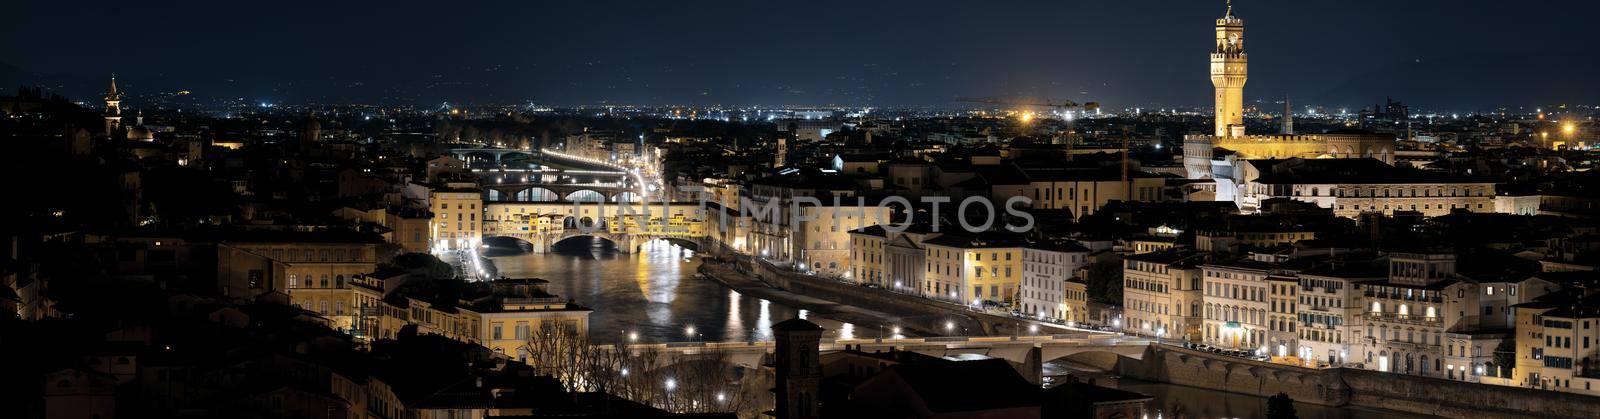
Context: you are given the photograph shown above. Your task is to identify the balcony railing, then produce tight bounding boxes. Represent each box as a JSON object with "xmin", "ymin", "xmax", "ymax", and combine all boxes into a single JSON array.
[{"xmin": 1361, "ymin": 312, "xmax": 1441, "ymax": 326}]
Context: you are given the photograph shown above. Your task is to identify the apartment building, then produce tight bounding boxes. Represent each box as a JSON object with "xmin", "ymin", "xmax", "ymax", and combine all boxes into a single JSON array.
[
  {"xmin": 1020, "ymin": 241, "xmax": 1090, "ymax": 322},
  {"xmin": 923, "ymin": 234, "xmax": 1024, "ymax": 305},
  {"xmin": 1122, "ymin": 250, "xmax": 1205, "ymax": 341}
]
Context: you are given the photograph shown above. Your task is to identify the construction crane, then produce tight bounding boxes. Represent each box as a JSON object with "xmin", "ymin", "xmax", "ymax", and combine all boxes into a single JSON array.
[{"xmin": 955, "ymin": 96, "xmax": 1135, "ymax": 203}]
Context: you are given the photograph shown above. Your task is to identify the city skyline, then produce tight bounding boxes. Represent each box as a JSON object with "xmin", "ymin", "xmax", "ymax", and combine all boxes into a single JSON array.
[
  {"xmin": 6, "ymin": 2, "xmax": 1600, "ymax": 419},
  {"xmin": 4, "ymin": 0, "xmax": 1600, "ymax": 109}
]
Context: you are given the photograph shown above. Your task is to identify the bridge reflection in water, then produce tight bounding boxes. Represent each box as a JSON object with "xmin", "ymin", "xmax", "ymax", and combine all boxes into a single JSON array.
[
  {"xmin": 597, "ymin": 334, "xmax": 1146, "ymax": 372},
  {"xmin": 487, "ymin": 237, "xmax": 897, "ymax": 343}
]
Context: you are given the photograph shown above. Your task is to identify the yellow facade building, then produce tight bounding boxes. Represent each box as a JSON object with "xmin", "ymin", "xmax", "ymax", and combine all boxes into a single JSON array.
[
  {"xmin": 923, "ymin": 235, "xmax": 1024, "ymax": 306},
  {"xmin": 431, "ymin": 182, "xmax": 484, "ymax": 250},
  {"xmin": 350, "ymin": 276, "xmax": 592, "ymax": 359},
  {"xmin": 849, "ymin": 228, "xmax": 889, "ymax": 287},
  {"xmin": 222, "ymin": 231, "xmax": 383, "ymax": 333}
]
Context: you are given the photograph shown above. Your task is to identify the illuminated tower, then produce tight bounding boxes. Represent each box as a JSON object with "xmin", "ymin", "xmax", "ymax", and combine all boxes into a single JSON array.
[
  {"xmin": 1211, "ymin": 1, "xmax": 1247, "ymax": 138},
  {"xmin": 775, "ymin": 135, "xmax": 789, "ymax": 167},
  {"xmin": 104, "ymin": 77, "xmax": 123, "ymax": 137}
]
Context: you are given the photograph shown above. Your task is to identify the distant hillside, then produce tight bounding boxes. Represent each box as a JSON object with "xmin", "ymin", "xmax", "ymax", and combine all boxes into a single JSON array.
[
  {"xmin": 1309, "ymin": 50, "xmax": 1600, "ymax": 111},
  {"xmin": 0, "ymin": 62, "xmax": 100, "ymax": 101}
]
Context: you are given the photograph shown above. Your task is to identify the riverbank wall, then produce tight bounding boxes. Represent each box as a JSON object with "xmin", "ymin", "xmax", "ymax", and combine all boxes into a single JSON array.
[{"xmin": 1122, "ymin": 344, "xmax": 1600, "ymax": 419}]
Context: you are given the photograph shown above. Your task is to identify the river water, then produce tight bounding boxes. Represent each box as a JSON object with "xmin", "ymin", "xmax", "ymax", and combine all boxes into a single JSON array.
[
  {"xmin": 489, "ymin": 238, "xmax": 1434, "ymax": 418},
  {"xmin": 486, "ymin": 237, "xmax": 891, "ymax": 344}
]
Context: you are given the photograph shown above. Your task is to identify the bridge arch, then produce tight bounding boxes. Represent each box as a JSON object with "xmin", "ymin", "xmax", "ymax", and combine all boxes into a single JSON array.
[
  {"xmin": 458, "ymin": 150, "xmax": 499, "ymax": 163},
  {"xmin": 1048, "ymin": 350, "xmax": 1133, "ymax": 372},
  {"xmin": 498, "ymin": 151, "xmax": 532, "ymax": 161},
  {"xmin": 564, "ymin": 189, "xmax": 606, "ymax": 202},
  {"xmin": 553, "ymin": 234, "xmax": 619, "ymax": 251},
  {"xmin": 483, "ymin": 235, "xmax": 538, "ymax": 252},
  {"xmin": 562, "ymin": 216, "xmax": 607, "ymax": 230},
  {"xmin": 635, "ymin": 237, "xmax": 700, "ymax": 254},
  {"xmin": 520, "ymin": 187, "xmax": 560, "ymax": 201}
]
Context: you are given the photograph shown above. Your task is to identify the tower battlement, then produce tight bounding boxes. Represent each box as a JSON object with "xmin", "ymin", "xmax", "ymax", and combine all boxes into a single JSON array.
[{"xmin": 1210, "ymin": 2, "xmax": 1247, "ymax": 138}]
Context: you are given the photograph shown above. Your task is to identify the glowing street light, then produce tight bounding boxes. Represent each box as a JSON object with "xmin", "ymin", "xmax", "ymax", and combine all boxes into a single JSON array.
[{"xmin": 664, "ymin": 378, "xmax": 677, "ymax": 391}]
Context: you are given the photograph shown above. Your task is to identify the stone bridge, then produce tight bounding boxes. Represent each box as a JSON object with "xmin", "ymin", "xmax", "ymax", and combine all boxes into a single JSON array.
[
  {"xmin": 450, "ymin": 147, "xmax": 537, "ymax": 165},
  {"xmin": 482, "ymin": 182, "xmax": 639, "ymax": 202},
  {"xmin": 483, "ymin": 201, "xmax": 711, "ymax": 253},
  {"xmin": 486, "ymin": 228, "xmax": 703, "ymax": 254},
  {"xmin": 599, "ymin": 333, "xmax": 1150, "ymax": 385}
]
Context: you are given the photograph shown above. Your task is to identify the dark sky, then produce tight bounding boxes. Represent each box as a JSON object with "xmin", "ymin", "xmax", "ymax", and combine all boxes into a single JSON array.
[{"xmin": 5, "ymin": 0, "xmax": 1598, "ymax": 110}]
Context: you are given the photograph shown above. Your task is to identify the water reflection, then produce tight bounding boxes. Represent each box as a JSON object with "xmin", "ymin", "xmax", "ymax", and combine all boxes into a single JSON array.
[{"xmin": 487, "ymin": 237, "xmax": 878, "ymax": 343}]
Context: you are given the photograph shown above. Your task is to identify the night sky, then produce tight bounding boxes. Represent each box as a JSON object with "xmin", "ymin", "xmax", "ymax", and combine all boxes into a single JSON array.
[{"xmin": 4, "ymin": 0, "xmax": 1598, "ymax": 110}]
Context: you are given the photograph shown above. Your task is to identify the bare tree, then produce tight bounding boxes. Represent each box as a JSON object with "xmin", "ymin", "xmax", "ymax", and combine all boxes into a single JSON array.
[{"xmin": 521, "ymin": 329, "xmax": 770, "ymax": 418}]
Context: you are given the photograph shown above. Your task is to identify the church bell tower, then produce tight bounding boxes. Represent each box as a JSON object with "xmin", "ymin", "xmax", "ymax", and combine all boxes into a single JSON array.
[
  {"xmin": 1211, "ymin": 1, "xmax": 1247, "ymax": 138},
  {"xmin": 104, "ymin": 76, "xmax": 124, "ymax": 137}
]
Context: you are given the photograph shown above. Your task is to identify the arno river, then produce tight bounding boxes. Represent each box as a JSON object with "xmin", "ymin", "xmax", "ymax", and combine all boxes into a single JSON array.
[
  {"xmin": 486, "ymin": 237, "xmax": 1434, "ymax": 418},
  {"xmin": 485, "ymin": 237, "xmax": 891, "ymax": 344}
]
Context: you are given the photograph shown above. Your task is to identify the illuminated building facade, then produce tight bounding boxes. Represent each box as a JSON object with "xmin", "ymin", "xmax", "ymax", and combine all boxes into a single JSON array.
[
  {"xmin": 1183, "ymin": 3, "xmax": 1397, "ymax": 187},
  {"xmin": 430, "ymin": 183, "xmax": 484, "ymax": 250}
]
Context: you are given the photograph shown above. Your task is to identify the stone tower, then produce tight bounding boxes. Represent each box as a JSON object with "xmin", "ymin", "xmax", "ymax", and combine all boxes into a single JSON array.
[
  {"xmin": 1282, "ymin": 97, "xmax": 1295, "ymax": 135},
  {"xmin": 1211, "ymin": 0, "xmax": 1247, "ymax": 138},
  {"xmin": 771, "ymin": 318, "xmax": 822, "ymax": 419},
  {"xmin": 301, "ymin": 112, "xmax": 322, "ymax": 151},
  {"xmin": 775, "ymin": 136, "xmax": 788, "ymax": 167},
  {"xmin": 104, "ymin": 77, "xmax": 123, "ymax": 137}
]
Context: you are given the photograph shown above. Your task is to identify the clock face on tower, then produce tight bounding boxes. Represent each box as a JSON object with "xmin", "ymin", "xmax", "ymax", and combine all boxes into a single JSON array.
[{"xmin": 1227, "ymin": 33, "xmax": 1240, "ymax": 47}]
